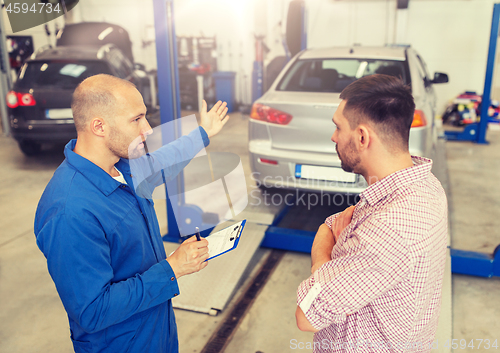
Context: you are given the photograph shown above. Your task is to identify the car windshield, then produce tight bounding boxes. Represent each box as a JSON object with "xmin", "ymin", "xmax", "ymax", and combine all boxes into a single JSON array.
[
  {"xmin": 277, "ymin": 58, "xmax": 408, "ymax": 93},
  {"xmin": 16, "ymin": 60, "xmax": 112, "ymax": 89}
]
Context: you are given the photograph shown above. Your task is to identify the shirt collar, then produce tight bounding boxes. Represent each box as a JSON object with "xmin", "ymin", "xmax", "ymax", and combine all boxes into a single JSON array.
[
  {"xmin": 64, "ymin": 139, "xmax": 131, "ymax": 196},
  {"xmin": 359, "ymin": 156, "xmax": 433, "ymax": 206}
]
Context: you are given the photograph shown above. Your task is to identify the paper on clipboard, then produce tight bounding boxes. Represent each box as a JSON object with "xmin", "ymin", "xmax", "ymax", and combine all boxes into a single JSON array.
[{"xmin": 206, "ymin": 220, "xmax": 246, "ymax": 260}]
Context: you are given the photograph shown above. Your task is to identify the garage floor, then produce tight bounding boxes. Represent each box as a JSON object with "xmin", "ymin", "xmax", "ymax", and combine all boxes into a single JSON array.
[{"xmin": 0, "ymin": 113, "xmax": 499, "ymax": 353}]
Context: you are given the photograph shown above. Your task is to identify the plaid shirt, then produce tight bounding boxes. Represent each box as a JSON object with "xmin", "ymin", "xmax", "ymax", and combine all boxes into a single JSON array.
[{"xmin": 297, "ymin": 156, "xmax": 448, "ymax": 353}]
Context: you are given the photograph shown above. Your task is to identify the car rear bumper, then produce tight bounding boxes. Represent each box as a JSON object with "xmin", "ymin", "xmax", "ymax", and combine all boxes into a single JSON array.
[
  {"xmin": 249, "ymin": 140, "xmax": 368, "ymax": 194},
  {"xmin": 11, "ymin": 119, "xmax": 77, "ymax": 143}
]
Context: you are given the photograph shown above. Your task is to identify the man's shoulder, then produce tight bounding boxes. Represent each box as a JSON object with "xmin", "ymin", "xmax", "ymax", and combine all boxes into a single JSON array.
[
  {"xmin": 381, "ymin": 170, "xmax": 446, "ymax": 210},
  {"xmin": 35, "ymin": 161, "xmax": 102, "ymax": 230},
  {"xmin": 359, "ymin": 173, "xmax": 447, "ymax": 245}
]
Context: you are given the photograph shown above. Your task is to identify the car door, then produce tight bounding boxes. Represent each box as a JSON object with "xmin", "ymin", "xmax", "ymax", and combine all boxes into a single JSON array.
[
  {"xmin": 409, "ymin": 49, "xmax": 437, "ymax": 155},
  {"xmin": 416, "ymin": 52, "xmax": 437, "ymax": 113}
]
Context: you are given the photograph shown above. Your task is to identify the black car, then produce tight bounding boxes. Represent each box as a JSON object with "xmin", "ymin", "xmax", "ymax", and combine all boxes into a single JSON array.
[
  {"xmin": 6, "ymin": 45, "xmax": 152, "ymax": 155},
  {"xmin": 56, "ymin": 22, "xmax": 135, "ymax": 64}
]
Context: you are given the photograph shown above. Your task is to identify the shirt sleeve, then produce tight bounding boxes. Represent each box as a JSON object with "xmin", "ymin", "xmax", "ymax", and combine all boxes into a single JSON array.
[
  {"xmin": 297, "ymin": 216, "xmax": 410, "ymax": 331},
  {"xmin": 131, "ymin": 126, "xmax": 209, "ymax": 197},
  {"xmin": 324, "ymin": 212, "xmax": 340, "ymax": 229},
  {"xmin": 36, "ymin": 211, "xmax": 180, "ymax": 334}
]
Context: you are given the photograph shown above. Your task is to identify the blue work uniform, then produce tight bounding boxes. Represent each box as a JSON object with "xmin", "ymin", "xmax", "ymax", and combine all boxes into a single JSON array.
[{"xmin": 34, "ymin": 127, "xmax": 209, "ymax": 353}]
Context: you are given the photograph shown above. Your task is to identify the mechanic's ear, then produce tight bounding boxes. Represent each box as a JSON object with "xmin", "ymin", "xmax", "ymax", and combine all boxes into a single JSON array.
[{"xmin": 90, "ymin": 117, "xmax": 106, "ymax": 137}]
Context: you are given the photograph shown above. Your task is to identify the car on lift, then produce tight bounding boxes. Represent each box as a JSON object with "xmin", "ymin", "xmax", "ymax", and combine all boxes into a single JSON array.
[
  {"xmin": 6, "ymin": 44, "xmax": 151, "ymax": 155},
  {"xmin": 56, "ymin": 22, "xmax": 136, "ymax": 63},
  {"xmin": 248, "ymin": 45, "xmax": 448, "ymax": 194}
]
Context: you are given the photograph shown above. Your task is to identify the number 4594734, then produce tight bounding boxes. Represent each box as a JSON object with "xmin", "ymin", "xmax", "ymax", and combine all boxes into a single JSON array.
[
  {"xmin": 5, "ymin": 2, "xmax": 61, "ymax": 14},
  {"xmin": 444, "ymin": 339, "xmax": 498, "ymax": 350}
]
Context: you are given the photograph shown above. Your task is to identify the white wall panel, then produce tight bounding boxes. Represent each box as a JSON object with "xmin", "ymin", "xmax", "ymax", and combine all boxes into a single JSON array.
[
  {"xmin": 305, "ymin": 0, "xmax": 497, "ymax": 113},
  {"xmin": 400, "ymin": 0, "xmax": 495, "ymax": 112},
  {"xmin": 3, "ymin": 0, "xmax": 499, "ymax": 110}
]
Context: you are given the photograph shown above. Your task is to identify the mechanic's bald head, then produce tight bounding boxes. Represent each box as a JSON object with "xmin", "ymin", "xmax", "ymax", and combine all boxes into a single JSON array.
[{"xmin": 72, "ymin": 74, "xmax": 136, "ymax": 132}]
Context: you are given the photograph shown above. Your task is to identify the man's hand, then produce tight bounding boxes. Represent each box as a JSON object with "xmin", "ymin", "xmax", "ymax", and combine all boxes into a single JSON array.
[
  {"xmin": 166, "ymin": 236, "xmax": 209, "ymax": 278},
  {"xmin": 311, "ymin": 224, "xmax": 335, "ymax": 274},
  {"xmin": 200, "ymin": 100, "xmax": 230, "ymax": 138},
  {"xmin": 310, "ymin": 206, "xmax": 355, "ymax": 274},
  {"xmin": 332, "ymin": 205, "xmax": 355, "ymax": 242}
]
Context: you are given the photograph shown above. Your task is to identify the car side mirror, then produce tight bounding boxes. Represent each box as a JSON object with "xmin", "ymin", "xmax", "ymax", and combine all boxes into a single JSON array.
[
  {"xmin": 134, "ymin": 63, "xmax": 146, "ymax": 71},
  {"xmin": 431, "ymin": 72, "xmax": 448, "ymax": 84}
]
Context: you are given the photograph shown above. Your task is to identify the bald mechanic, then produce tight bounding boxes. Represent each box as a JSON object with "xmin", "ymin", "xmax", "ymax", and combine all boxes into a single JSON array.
[
  {"xmin": 35, "ymin": 74, "xmax": 229, "ymax": 352},
  {"xmin": 295, "ymin": 75, "xmax": 448, "ymax": 352}
]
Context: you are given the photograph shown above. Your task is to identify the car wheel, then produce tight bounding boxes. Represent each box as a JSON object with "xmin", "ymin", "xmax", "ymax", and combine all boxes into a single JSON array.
[
  {"xmin": 449, "ymin": 112, "xmax": 464, "ymax": 126},
  {"xmin": 18, "ymin": 141, "xmax": 42, "ymax": 156},
  {"xmin": 258, "ymin": 183, "xmax": 271, "ymax": 191}
]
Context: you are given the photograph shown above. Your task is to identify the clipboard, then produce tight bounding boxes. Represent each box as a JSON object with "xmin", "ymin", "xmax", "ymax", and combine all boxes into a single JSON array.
[{"xmin": 206, "ymin": 220, "xmax": 247, "ymax": 260}]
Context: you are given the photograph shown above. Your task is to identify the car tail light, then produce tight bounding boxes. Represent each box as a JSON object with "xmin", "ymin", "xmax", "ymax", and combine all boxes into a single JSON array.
[
  {"xmin": 6, "ymin": 91, "xmax": 18, "ymax": 108},
  {"xmin": 411, "ymin": 110, "xmax": 426, "ymax": 127},
  {"xmin": 19, "ymin": 93, "xmax": 36, "ymax": 106},
  {"xmin": 250, "ymin": 103, "xmax": 293, "ymax": 125},
  {"xmin": 259, "ymin": 158, "xmax": 278, "ymax": 165},
  {"xmin": 6, "ymin": 91, "xmax": 36, "ymax": 108}
]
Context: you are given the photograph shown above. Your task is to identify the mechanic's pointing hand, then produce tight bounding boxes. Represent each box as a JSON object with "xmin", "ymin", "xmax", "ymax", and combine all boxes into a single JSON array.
[
  {"xmin": 200, "ymin": 100, "xmax": 230, "ymax": 138},
  {"xmin": 167, "ymin": 236, "xmax": 209, "ymax": 279}
]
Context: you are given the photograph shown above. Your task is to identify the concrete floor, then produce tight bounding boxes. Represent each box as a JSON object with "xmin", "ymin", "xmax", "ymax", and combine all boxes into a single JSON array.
[{"xmin": 0, "ymin": 113, "xmax": 499, "ymax": 352}]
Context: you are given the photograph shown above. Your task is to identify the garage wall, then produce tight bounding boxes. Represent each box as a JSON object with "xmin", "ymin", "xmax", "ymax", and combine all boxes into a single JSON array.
[
  {"xmin": 71, "ymin": 0, "xmax": 258, "ymax": 105},
  {"xmin": 404, "ymin": 0, "xmax": 497, "ymax": 113},
  {"xmin": 304, "ymin": 0, "xmax": 497, "ymax": 114},
  {"xmin": 3, "ymin": 0, "xmax": 499, "ymax": 111}
]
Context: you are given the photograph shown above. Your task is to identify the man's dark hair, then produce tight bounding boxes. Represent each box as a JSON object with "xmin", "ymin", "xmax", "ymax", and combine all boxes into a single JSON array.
[{"xmin": 339, "ymin": 74, "xmax": 415, "ymax": 150}]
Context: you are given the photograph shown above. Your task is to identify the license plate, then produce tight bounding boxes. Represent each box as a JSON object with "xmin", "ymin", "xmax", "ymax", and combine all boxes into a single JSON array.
[
  {"xmin": 45, "ymin": 109, "xmax": 73, "ymax": 119},
  {"xmin": 295, "ymin": 164, "xmax": 357, "ymax": 183}
]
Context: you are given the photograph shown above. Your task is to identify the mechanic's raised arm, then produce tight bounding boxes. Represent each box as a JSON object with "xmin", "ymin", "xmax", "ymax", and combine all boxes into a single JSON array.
[{"xmin": 131, "ymin": 100, "xmax": 230, "ymax": 196}]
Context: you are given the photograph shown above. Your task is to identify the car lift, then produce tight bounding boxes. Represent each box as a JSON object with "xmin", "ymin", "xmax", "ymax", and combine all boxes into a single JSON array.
[
  {"xmin": 0, "ymin": 11, "xmax": 13, "ymax": 136},
  {"xmin": 443, "ymin": 3, "xmax": 500, "ymax": 278},
  {"xmin": 445, "ymin": 4, "xmax": 498, "ymax": 145}
]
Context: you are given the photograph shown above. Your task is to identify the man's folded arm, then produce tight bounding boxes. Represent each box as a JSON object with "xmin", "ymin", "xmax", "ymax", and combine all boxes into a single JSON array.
[
  {"xmin": 295, "ymin": 306, "xmax": 319, "ymax": 332},
  {"xmin": 296, "ymin": 218, "xmax": 410, "ymax": 331},
  {"xmin": 36, "ymin": 213, "xmax": 178, "ymax": 334}
]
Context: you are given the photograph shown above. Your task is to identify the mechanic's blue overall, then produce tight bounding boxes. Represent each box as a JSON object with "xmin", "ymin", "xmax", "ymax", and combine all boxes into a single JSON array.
[{"xmin": 35, "ymin": 127, "xmax": 208, "ymax": 353}]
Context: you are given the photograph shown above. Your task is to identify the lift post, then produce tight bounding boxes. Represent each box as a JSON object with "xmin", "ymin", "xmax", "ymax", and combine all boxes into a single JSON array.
[
  {"xmin": 444, "ymin": 2, "xmax": 500, "ymax": 144},
  {"xmin": 152, "ymin": 0, "xmax": 183, "ymax": 241},
  {"xmin": 0, "ymin": 12, "xmax": 12, "ymax": 136},
  {"xmin": 445, "ymin": 3, "xmax": 500, "ymax": 278}
]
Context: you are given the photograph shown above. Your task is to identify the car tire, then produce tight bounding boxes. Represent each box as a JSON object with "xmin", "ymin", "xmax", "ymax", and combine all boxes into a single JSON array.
[
  {"xmin": 443, "ymin": 111, "xmax": 462, "ymax": 126},
  {"xmin": 18, "ymin": 141, "xmax": 42, "ymax": 156}
]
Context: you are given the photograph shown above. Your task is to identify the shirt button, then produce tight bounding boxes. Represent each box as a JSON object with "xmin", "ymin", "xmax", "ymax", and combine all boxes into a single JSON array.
[
  {"xmin": 170, "ymin": 276, "xmax": 175, "ymax": 281},
  {"xmin": 174, "ymin": 293, "xmax": 178, "ymax": 297},
  {"xmin": 121, "ymin": 185, "xmax": 126, "ymax": 188}
]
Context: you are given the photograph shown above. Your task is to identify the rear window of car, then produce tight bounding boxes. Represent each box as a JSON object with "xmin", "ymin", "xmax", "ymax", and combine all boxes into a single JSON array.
[
  {"xmin": 277, "ymin": 58, "xmax": 408, "ymax": 93},
  {"xmin": 16, "ymin": 60, "xmax": 112, "ymax": 89}
]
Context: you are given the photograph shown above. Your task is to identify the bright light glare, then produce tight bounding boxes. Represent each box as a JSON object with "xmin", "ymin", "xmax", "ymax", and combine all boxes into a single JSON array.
[
  {"xmin": 98, "ymin": 27, "xmax": 114, "ymax": 41},
  {"xmin": 355, "ymin": 62, "xmax": 368, "ymax": 78},
  {"xmin": 59, "ymin": 64, "xmax": 87, "ymax": 78},
  {"xmin": 177, "ymin": 0, "xmax": 254, "ymax": 19},
  {"xmin": 221, "ymin": 0, "xmax": 253, "ymax": 17}
]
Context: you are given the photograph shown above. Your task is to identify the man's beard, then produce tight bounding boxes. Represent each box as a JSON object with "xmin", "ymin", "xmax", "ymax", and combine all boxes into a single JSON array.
[
  {"xmin": 107, "ymin": 129, "xmax": 144, "ymax": 160},
  {"xmin": 336, "ymin": 138, "xmax": 361, "ymax": 173}
]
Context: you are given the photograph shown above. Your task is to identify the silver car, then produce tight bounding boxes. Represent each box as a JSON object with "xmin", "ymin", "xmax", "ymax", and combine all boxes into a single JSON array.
[{"xmin": 248, "ymin": 45, "xmax": 448, "ymax": 194}]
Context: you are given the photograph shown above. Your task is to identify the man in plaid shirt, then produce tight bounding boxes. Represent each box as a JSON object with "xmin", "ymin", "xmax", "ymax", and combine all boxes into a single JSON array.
[{"xmin": 295, "ymin": 74, "xmax": 448, "ymax": 352}]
